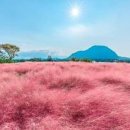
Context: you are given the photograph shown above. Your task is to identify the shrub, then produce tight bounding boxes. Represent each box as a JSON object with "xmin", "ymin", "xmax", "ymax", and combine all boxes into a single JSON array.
[
  {"xmin": 0, "ymin": 58, "xmax": 13, "ymax": 63},
  {"xmin": 29, "ymin": 58, "xmax": 43, "ymax": 62},
  {"xmin": 71, "ymin": 57, "xmax": 92, "ymax": 62}
]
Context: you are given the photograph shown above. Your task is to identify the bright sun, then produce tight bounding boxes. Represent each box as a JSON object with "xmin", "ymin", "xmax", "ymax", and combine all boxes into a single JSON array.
[{"xmin": 71, "ymin": 7, "xmax": 80, "ymax": 17}]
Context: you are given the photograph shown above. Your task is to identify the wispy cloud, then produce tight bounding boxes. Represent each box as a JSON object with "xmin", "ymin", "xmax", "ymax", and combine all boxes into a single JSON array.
[{"xmin": 56, "ymin": 24, "xmax": 91, "ymax": 38}]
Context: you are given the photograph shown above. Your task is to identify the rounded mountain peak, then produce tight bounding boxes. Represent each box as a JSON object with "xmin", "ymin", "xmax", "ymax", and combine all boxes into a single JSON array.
[{"xmin": 69, "ymin": 45, "xmax": 118, "ymax": 60}]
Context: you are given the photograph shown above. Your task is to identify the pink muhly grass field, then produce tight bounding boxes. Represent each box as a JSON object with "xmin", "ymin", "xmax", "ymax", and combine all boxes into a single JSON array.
[{"xmin": 0, "ymin": 62, "xmax": 130, "ymax": 130}]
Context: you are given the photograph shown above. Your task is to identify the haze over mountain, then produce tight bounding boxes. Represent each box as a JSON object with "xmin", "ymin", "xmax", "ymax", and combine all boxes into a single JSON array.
[
  {"xmin": 17, "ymin": 50, "xmax": 64, "ymax": 59},
  {"xmin": 16, "ymin": 45, "xmax": 130, "ymax": 62},
  {"xmin": 17, "ymin": 50, "xmax": 48, "ymax": 59}
]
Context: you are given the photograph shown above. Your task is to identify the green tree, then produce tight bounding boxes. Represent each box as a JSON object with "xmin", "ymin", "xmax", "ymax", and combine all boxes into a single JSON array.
[
  {"xmin": 0, "ymin": 50, "xmax": 3, "ymax": 58},
  {"xmin": 0, "ymin": 43, "xmax": 20, "ymax": 60},
  {"xmin": 71, "ymin": 58, "xmax": 79, "ymax": 61},
  {"xmin": 0, "ymin": 46, "xmax": 6, "ymax": 59},
  {"xmin": 47, "ymin": 55, "xmax": 52, "ymax": 61}
]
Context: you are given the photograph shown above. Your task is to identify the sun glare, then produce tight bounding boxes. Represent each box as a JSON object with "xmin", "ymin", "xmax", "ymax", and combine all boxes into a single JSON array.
[{"xmin": 71, "ymin": 7, "xmax": 80, "ymax": 17}]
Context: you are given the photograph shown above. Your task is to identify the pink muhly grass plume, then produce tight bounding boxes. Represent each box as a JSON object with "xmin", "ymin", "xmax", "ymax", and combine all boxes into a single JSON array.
[{"xmin": 0, "ymin": 62, "xmax": 130, "ymax": 129}]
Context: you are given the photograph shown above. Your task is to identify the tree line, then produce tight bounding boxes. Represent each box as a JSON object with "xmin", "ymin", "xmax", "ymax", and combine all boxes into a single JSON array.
[{"xmin": 0, "ymin": 43, "xmax": 92, "ymax": 63}]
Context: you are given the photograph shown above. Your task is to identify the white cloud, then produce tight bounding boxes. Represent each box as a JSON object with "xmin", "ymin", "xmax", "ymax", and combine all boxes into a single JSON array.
[{"xmin": 56, "ymin": 24, "xmax": 91, "ymax": 38}]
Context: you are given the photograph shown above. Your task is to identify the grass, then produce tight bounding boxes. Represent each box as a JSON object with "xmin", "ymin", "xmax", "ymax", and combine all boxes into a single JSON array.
[{"xmin": 0, "ymin": 62, "xmax": 130, "ymax": 129}]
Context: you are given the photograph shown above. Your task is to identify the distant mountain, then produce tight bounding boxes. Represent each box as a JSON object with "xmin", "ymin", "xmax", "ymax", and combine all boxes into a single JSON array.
[
  {"xmin": 16, "ymin": 45, "xmax": 130, "ymax": 62},
  {"xmin": 118, "ymin": 56, "xmax": 130, "ymax": 62},
  {"xmin": 16, "ymin": 50, "xmax": 64, "ymax": 59},
  {"xmin": 68, "ymin": 45, "xmax": 119, "ymax": 61},
  {"xmin": 16, "ymin": 50, "xmax": 49, "ymax": 59}
]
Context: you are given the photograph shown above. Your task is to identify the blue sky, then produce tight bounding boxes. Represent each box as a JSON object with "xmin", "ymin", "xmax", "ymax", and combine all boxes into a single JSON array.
[{"xmin": 0, "ymin": 0, "xmax": 130, "ymax": 57}]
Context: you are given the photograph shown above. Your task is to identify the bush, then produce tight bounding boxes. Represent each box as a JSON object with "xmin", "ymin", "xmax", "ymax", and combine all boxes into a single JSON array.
[
  {"xmin": 71, "ymin": 58, "xmax": 80, "ymax": 62},
  {"xmin": 29, "ymin": 58, "xmax": 43, "ymax": 62},
  {"xmin": 70, "ymin": 58, "xmax": 92, "ymax": 62},
  {"xmin": 80, "ymin": 58, "xmax": 92, "ymax": 62},
  {"xmin": 0, "ymin": 58, "xmax": 13, "ymax": 63}
]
